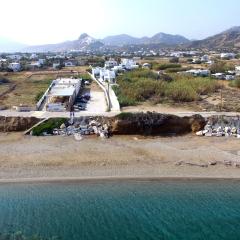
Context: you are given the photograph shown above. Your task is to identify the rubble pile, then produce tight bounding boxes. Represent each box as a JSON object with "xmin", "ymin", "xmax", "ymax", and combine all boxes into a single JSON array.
[
  {"xmin": 196, "ymin": 116, "xmax": 240, "ymax": 138},
  {"xmin": 51, "ymin": 117, "xmax": 111, "ymax": 140}
]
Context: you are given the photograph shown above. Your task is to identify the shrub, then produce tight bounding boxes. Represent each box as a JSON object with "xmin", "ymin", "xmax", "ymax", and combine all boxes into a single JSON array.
[
  {"xmin": 165, "ymin": 67, "xmax": 190, "ymax": 73},
  {"xmin": 209, "ymin": 61, "xmax": 235, "ymax": 74},
  {"xmin": 116, "ymin": 112, "xmax": 134, "ymax": 120},
  {"xmin": 169, "ymin": 57, "xmax": 179, "ymax": 63},
  {"xmin": 32, "ymin": 118, "xmax": 67, "ymax": 136},
  {"xmin": 229, "ymin": 78, "xmax": 240, "ymax": 88},
  {"xmin": 35, "ymin": 91, "xmax": 44, "ymax": 103},
  {"xmin": 165, "ymin": 81, "xmax": 198, "ymax": 102},
  {"xmin": 153, "ymin": 63, "xmax": 182, "ymax": 71},
  {"xmin": 114, "ymin": 69, "xmax": 219, "ymax": 107}
]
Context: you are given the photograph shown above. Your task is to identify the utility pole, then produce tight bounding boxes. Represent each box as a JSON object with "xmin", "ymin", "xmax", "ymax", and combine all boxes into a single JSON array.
[{"xmin": 220, "ymin": 86, "xmax": 223, "ymax": 112}]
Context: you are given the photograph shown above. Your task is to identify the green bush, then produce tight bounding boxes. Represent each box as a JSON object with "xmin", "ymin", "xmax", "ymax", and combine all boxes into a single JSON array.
[
  {"xmin": 35, "ymin": 91, "xmax": 44, "ymax": 103},
  {"xmin": 209, "ymin": 61, "xmax": 235, "ymax": 74},
  {"xmin": 32, "ymin": 118, "xmax": 67, "ymax": 136},
  {"xmin": 165, "ymin": 81, "xmax": 198, "ymax": 102},
  {"xmin": 153, "ymin": 63, "xmax": 182, "ymax": 71},
  {"xmin": 229, "ymin": 78, "xmax": 240, "ymax": 88},
  {"xmin": 165, "ymin": 67, "xmax": 190, "ymax": 73},
  {"xmin": 113, "ymin": 70, "xmax": 219, "ymax": 107},
  {"xmin": 116, "ymin": 112, "xmax": 134, "ymax": 120}
]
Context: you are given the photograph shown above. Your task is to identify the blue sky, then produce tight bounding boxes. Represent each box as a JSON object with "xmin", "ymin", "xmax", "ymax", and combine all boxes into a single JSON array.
[{"xmin": 0, "ymin": 0, "xmax": 240, "ymax": 45}]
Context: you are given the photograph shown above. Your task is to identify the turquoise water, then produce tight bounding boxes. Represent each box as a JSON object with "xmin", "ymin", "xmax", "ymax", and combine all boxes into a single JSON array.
[{"xmin": 0, "ymin": 180, "xmax": 240, "ymax": 240}]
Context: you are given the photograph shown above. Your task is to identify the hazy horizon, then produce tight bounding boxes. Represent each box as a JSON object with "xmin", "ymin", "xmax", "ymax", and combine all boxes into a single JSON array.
[{"xmin": 1, "ymin": 0, "xmax": 240, "ymax": 45}]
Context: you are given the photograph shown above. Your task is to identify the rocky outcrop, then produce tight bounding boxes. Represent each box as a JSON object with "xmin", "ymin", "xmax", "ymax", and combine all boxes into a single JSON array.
[
  {"xmin": 110, "ymin": 113, "xmax": 206, "ymax": 135},
  {"xmin": 0, "ymin": 116, "xmax": 40, "ymax": 132}
]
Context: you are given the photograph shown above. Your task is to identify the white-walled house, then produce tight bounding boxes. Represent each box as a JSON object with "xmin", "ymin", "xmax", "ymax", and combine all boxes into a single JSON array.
[
  {"xmin": 7, "ymin": 55, "xmax": 22, "ymax": 61},
  {"xmin": 112, "ymin": 65, "xmax": 123, "ymax": 72},
  {"xmin": 99, "ymin": 69, "xmax": 116, "ymax": 84},
  {"xmin": 121, "ymin": 59, "xmax": 139, "ymax": 70},
  {"xmin": 29, "ymin": 62, "xmax": 41, "ymax": 69},
  {"xmin": 38, "ymin": 59, "xmax": 46, "ymax": 65},
  {"xmin": 220, "ymin": 53, "xmax": 236, "ymax": 59},
  {"xmin": 30, "ymin": 53, "xmax": 38, "ymax": 60},
  {"xmin": 8, "ymin": 62, "xmax": 21, "ymax": 72},
  {"xmin": 201, "ymin": 55, "xmax": 210, "ymax": 62},
  {"xmin": 235, "ymin": 66, "xmax": 240, "ymax": 76},
  {"xmin": 53, "ymin": 63, "xmax": 60, "ymax": 69},
  {"xmin": 92, "ymin": 67, "xmax": 101, "ymax": 76},
  {"xmin": 104, "ymin": 60, "xmax": 118, "ymax": 69},
  {"xmin": 185, "ymin": 69, "xmax": 210, "ymax": 77},
  {"xmin": 64, "ymin": 60, "xmax": 77, "ymax": 67},
  {"xmin": 212, "ymin": 73, "xmax": 226, "ymax": 80}
]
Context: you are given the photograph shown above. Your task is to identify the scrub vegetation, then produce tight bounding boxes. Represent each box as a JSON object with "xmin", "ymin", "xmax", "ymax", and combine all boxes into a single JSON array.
[{"xmin": 113, "ymin": 69, "xmax": 220, "ymax": 107}]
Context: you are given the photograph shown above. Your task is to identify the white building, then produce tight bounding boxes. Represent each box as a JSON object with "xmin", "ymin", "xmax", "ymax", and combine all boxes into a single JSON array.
[
  {"xmin": 99, "ymin": 69, "xmax": 116, "ymax": 84},
  {"xmin": 8, "ymin": 62, "xmax": 21, "ymax": 72},
  {"xmin": 235, "ymin": 66, "xmax": 240, "ymax": 76},
  {"xmin": 30, "ymin": 53, "xmax": 38, "ymax": 59},
  {"xmin": 44, "ymin": 78, "xmax": 82, "ymax": 112},
  {"xmin": 38, "ymin": 59, "xmax": 46, "ymax": 65},
  {"xmin": 112, "ymin": 65, "xmax": 123, "ymax": 72},
  {"xmin": 7, "ymin": 55, "xmax": 22, "ymax": 61},
  {"xmin": 30, "ymin": 62, "xmax": 41, "ymax": 68},
  {"xmin": 64, "ymin": 61, "xmax": 77, "ymax": 67},
  {"xmin": 225, "ymin": 75, "xmax": 235, "ymax": 81},
  {"xmin": 220, "ymin": 53, "xmax": 236, "ymax": 60},
  {"xmin": 104, "ymin": 59, "xmax": 118, "ymax": 69},
  {"xmin": 121, "ymin": 59, "xmax": 139, "ymax": 70},
  {"xmin": 53, "ymin": 63, "xmax": 60, "ymax": 69},
  {"xmin": 212, "ymin": 73, "xmax": 226, "ymax": 80},
  {"xmin": 201, "ymin": 55, "xmax": 210, "ymax": 62},
  {"xmin": 185, "ymin": 69, "xmax": 210, "ymax": 77},
  {"xmin": 92, "ymin": 67, "xmax": 101, "ymax": 76}
]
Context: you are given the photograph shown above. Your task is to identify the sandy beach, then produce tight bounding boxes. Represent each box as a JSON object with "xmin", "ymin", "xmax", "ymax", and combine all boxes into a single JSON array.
[{"xmin": 0, "ymin": 133, "xmax": 239, "ymax": 182}]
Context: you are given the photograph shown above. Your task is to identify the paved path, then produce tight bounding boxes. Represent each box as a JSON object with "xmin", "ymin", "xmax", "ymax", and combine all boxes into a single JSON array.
[
  {"xmin": 0, "ymin": 110, "xmax": 120, "ymax": 119},
  {"xmin": 0, "ymin": 110, "xmax": 239, "ymax": 119},
  {"xmin": 85, "ymin": 91, "xmax": 107, "ymax": 113}
]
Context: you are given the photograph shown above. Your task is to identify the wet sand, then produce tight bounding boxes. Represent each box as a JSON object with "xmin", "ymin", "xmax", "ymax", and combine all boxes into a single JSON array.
[{"xmin": 0, "ymin": 133, "xmax": 240, "ymax": 182}]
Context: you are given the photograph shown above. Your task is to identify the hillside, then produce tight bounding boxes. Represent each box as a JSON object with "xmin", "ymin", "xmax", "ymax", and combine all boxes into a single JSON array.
[
  {"xmin": 23, "ymin": 33, "xmax": 104, "ymax": 52},
  {"xmin": 189, "ymin": 26, "xmax": 240, "ymax": 49},
  {"xmin": 102, "ymin": 32, "xmax": 190, "ymax": 46},
  {"xmin": 23, "ymin": 32, "xmax": 190, "ymax": 52}
]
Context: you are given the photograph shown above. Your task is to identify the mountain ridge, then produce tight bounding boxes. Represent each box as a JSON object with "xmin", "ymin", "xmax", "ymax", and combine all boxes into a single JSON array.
[
  {"xmin": 2, "ymin": 26, "xmax": 240, "ymax": 53},
  {"xmin": 189, "ymin": 26, "xmax": 240, "ymax": 48}
]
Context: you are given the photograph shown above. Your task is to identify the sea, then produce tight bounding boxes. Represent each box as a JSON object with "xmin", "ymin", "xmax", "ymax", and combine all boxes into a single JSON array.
[{"xmin": 0, "ymin": 179, "xmax": 240, "ymax": 240}]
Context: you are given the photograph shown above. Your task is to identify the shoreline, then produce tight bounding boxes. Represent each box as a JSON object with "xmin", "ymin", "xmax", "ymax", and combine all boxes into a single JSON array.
[
  {"xmin": 1, "ymin": 175, "xmax": 240, "ymax": 184},
  {"xmin": 0, "ymin": 133, "xmax": 239, "ymax": 183}
]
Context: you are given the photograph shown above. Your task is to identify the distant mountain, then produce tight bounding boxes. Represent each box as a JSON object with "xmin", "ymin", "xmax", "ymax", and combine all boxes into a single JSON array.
[
  {"xmin": 147, "ymin": 33, "xmax": 190, "ymax": 45},
  {"xmin": 101, "ymin": 33, "xmax": 190, "ymax": 46},
  {"xmin": 189, "ymin": 26, "xmax": 240, "ymax": 48},
  {"xmin": 0, "ymin": 37, "xmax": 27, "ymax": 53},
  {"xmin": 23, "ymin": 32, "xmax": 190, "ymax": 52},
  {"xmin": 24, "ymin": 33, "xmax": 104, "ymax": 52},
  {"xmin": 102, "ymin": 34, "xmax": 140, "ymax": 46}
]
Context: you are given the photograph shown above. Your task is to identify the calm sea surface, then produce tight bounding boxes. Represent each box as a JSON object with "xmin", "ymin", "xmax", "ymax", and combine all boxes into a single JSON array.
[{"xmin": 0, "ymin": 180, "xmax": 240, "ymax": 240}]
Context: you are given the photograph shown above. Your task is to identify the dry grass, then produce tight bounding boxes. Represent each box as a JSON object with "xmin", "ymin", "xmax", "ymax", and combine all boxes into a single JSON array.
[{"xmin": 0, "ymin": 72, "xmax": 54, "ymax": 107}]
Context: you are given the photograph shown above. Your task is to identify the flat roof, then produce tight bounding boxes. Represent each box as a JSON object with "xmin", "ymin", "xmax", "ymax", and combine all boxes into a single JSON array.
[
  {"xmin": 56, "ymin": 78, "xmax": 81, "ymax": 85},
  {"xmin": 50, "ymin": 86, "xmax": 75, "ymax": 97}
]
